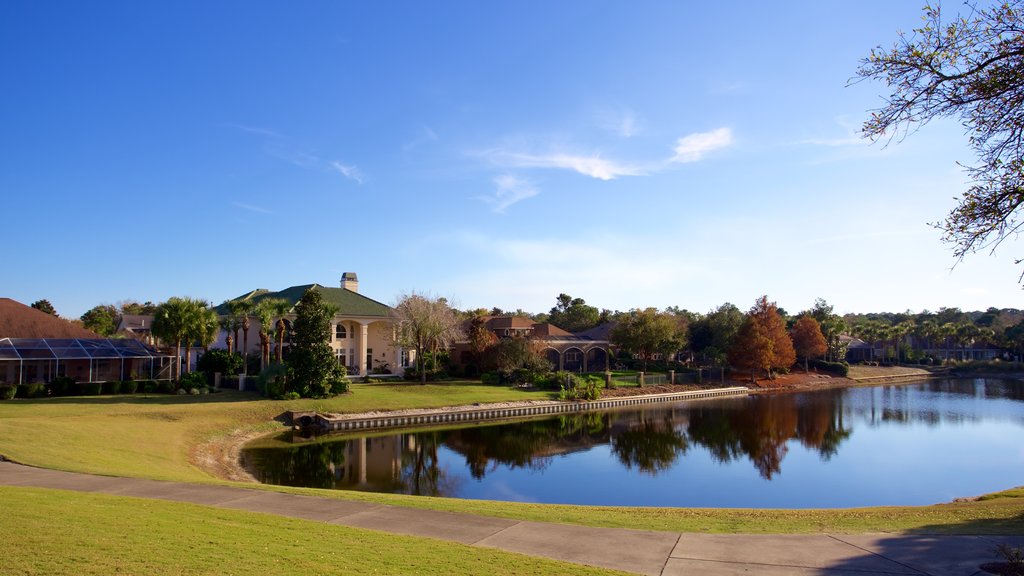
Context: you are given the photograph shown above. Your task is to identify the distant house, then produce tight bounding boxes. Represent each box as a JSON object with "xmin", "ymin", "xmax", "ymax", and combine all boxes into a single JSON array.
[
  {"xmin": 116, "ymin": 314, "xmax": 157, "ymax": 346},
  {"xmin": 0, "ymin": 298, "xmax": 173, "ymax": 384},
  {"xmin": 216, "ymin": 273, "xmax": 410, "ymax": 376},
  {"xmin": 450, "ymin": 316, "xmax": 611, "ymax": 373}
]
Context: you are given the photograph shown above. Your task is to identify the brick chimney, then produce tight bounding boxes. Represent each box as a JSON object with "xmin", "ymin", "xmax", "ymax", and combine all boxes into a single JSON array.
[{"xmin": 340, "ymin": 272, "xmax": 359, "ymax": 292}]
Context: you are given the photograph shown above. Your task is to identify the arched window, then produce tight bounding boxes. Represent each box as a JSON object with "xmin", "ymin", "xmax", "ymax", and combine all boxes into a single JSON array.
[{"xmin": 335, "ymin": 323, "xmax": 347, "ymax": 340}]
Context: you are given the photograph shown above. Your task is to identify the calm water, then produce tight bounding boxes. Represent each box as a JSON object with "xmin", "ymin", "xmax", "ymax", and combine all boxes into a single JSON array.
[{"xmin": 243, "ymin": 378, "xmax": 1024, "ymax": 508}]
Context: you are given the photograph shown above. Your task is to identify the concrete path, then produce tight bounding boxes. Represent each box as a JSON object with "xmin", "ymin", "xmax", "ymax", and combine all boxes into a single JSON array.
[{"xmin": 1, "ymin": 461, "xmax": 1019, "ymax": 575}]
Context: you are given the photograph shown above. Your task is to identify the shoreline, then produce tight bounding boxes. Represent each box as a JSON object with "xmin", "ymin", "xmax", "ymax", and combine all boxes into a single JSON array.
[{"xmin": 195, "ymin": 370, "xmax": 992, "ymax": 483}]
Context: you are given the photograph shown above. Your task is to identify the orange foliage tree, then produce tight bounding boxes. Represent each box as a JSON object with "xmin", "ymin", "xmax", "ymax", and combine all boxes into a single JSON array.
[
  {"xmin": 791, "ymin": 314, "xmax": 828, "ymax": 373},
  {"xmin": 730, "ymin": 296, "xmax": 796, "ymax": 382}
]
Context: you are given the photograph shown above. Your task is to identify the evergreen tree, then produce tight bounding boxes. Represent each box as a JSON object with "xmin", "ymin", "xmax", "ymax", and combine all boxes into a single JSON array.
[{"xmin": 289, "ymin": 289, "xmax": 345, "ymax": 398}]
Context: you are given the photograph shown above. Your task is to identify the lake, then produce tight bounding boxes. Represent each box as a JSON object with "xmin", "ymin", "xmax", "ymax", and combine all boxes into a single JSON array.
[{"xmin": 242, "ymin": 378, "xmax": 1024, "ymax": 508}]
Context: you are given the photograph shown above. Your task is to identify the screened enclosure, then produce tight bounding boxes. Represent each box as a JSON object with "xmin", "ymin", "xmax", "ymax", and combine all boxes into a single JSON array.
[{"xmin": 0, "ymin": 338, "xmax": 174, "ymax": 384}]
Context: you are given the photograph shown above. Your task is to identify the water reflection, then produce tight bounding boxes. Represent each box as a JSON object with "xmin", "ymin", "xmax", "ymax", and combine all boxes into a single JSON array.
[{"xmin": 242, "ymin": 378, "xmax": 1024, "ymax": 505}]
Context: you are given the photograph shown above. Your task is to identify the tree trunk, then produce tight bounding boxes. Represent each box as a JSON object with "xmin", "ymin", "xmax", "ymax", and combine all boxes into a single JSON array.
[{"xmin": 241, "ymin": 320, "xmax": 250, "ymax": 375}]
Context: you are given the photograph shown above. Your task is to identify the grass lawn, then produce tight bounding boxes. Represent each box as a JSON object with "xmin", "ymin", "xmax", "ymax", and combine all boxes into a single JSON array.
[
  {"xmin": 2, "ymin": 486, "xmax": 624, "ymax": 576},
  {"xmin": 1, "ymin": 378, "xmax": 1023, "ymax": 537}
]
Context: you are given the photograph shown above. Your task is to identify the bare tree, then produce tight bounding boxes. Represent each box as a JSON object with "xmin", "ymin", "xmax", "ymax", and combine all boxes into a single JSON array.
[{"xmin": 391, "ymin": 292, "xmax": 465, "ymax": 384}]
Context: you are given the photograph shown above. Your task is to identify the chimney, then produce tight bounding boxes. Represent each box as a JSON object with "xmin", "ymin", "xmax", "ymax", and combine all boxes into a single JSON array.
[{"xmin": 340, "ymin": 272, "xmax": 359, "ymax": 292}]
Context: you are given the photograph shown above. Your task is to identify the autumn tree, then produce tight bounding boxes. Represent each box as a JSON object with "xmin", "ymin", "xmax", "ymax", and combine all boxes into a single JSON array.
[
  {"xmin": 730, "ymin": 296, "xmax": 796, "ymax": 382},
  {"xmin": 392, "ymin": 292, "xmax": 464, "ymax": 384},
  {"xmin": 467, "ymin": 315, "xmax": 499, "ymax": 372},
  {"xmin": 857, "ymin": 1, "xmax": 1024, "ymax": 278},
  {"xmin": 30, "ymin": 299, "xmax": 57, "ymax": 316},
  {"xmin": 791, "ymin": 314, "xmax": 828, "ymax": 373},
  {"xmin": 610, "ymin": 308, "xmax": 687, "ymax": 371}
]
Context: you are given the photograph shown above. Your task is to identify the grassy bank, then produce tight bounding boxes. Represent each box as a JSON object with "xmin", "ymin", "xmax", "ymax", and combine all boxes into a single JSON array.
[
  {"xmin": 1, "ymin": 379, "xmax": 1023, "ymax": 537},
  {"xmin": 1, "ymin": 486, "xmax": 623, "ymax": 576}
]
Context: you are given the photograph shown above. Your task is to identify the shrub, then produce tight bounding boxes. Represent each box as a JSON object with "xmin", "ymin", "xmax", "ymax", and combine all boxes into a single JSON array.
[
  {"xmin": 178, "ymin": 371, "xmax": 208, "ymax": 390},
  {"xmin": 480, "ymin": 372, "xmax": 500, "ymax": 386},
  {"xmin": 330, "ymin": 378, "xmax": 350, "ymax": 395},
  {"xmin": 257, "ymin": 363, "xmax": 291, "ymax": 399},
  {"xmin": 139, "ymin": 379, "xmax": 158, "ymax": 393},
  {"xmin": 283, "ymin": 391, "xmax": 301, "ymax": 400},
  {"xmin": 102, "ymin": 380, "xmax": 121, "ymax": 395},
  {"xmin": 47, "ymin": 376, "xmax": 75, "ymax": 397},
  {"xmin": 196, "ymin": 349, "xmax": 244, "ymax": 376},
  {"xmin": 76, "ymin": 382, "xmax": 103, "ymax": 396},
  {"xmin": 0, "ymin": 385, "xmax": 17, "ymax": 400},
  {"xmin": 156, "ymin": 380, "xmax": 176, "ymax": 394},
  {"xmin": 811, "ymin": 359, "xmax": 849, "ymax": 377},
  {"xmin": 16, "ymin": 382, "xmax": 47, "ymax": 398},
  {"xmin": 122, "ymin": 380, "xmax": 138, "ymax": 394}
]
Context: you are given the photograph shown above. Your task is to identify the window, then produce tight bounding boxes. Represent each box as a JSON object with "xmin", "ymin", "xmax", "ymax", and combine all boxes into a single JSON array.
[
  {"xmin": 335, "ymin": 348, "xmax": 347, "ymax": 367},
  {"xmin": 401, "ymin": 349, "xmax": 409, "ymax": 368},
  {"xmin": 366, "ymin": 348, "xmax": 373, "ymax": 372},
  {"xmin": 335, "ymin": 323, "xmax": 347, "ymax": 340},
  {"xmin": 565, "ymin": 351, "xmax": 582, "ymax": 362}
]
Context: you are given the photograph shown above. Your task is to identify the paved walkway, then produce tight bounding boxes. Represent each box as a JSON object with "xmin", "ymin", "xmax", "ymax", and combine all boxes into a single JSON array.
[{"xmin": 1, "ymin": 461, "xmax": 1019, "ymax": 575}]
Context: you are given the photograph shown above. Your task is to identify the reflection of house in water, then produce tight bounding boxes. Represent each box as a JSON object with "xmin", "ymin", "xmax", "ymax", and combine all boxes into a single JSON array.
[{"xmin": 326, "ymin": 435, "xmax": 407, "ymax": 490}]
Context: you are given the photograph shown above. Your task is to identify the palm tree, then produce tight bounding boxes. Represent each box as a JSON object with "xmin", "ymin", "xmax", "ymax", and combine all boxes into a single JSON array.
[
  {"xmin": 939, "ymin": 322, "xmax": 959, "ymax": 362},
  {"xmin": 270, "ymin": 300, "xmax": 293, "ymax": 364},
  {"xmin": 228, "ymin": 300, "xmax": 254, "ymax": 375},
  {"xmin": 152, "ymin": 297, "xmax": 207, "ymax": 381},
  {"xmin": 254, "ymin": 298, "xmax": 288, "ymax": 371}
]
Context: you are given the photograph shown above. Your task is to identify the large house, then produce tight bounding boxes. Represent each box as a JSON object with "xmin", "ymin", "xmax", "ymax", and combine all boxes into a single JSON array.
[
  {"xmin": 450, "ymin": 315, "xmax": 611, "ymax": 373},
  {"xmin": 216, "ymin": 273, "xmax": 410, "ymax": 377},
  {"xmin": 0, "ymin": 298, "xmax": 173, "ymax": 384}
]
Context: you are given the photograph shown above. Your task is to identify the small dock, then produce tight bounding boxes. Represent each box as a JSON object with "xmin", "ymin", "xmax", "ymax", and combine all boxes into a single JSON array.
[{"xmin": 300, "ymin": 386, "xmax": 750, "ymax": 433}]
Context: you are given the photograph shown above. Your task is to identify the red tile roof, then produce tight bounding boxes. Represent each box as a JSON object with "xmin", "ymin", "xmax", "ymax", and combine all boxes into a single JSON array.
[{"xmin": 0, "ymin": 298, "xmax": 102, "ymax": 339}]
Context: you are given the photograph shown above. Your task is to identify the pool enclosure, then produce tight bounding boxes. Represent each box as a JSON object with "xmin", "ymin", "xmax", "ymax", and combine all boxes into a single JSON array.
[{"xmin": 0, "ymin": 338, "xmax": 175, "ymax": 384}]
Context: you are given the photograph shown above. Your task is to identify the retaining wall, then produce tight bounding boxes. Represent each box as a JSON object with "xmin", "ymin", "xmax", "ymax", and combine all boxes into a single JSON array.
[{"xmin": 312, "ymin": 386, "xmax": 749, "ymax": 433}]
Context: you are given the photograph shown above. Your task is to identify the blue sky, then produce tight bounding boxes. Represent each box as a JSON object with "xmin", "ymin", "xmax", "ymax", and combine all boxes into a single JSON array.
[{"xmin": 2, "ymin": 1, "xmax": 1020, "ymax": 319}]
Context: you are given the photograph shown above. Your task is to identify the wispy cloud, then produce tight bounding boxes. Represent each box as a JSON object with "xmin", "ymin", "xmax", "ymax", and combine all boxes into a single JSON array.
[
  {"xmin": 480, "ymin": 174, "xmax": 539, "ymax": 213},
  {"xmin": 670, "ymin": 128, "xmax": 733, "ymax": 163},
  {"xmin": 596, "ymin": 107, "xmax": 640, "ymax": 138},
  {"xmin": 402, "ymin": 125, "xmax": 440, "ymax": 152},
  {"xmin": 226, "ymin": 123, "xmax": 365, "ymax": 183},
  {"xmin": 330, "ymin": 161, "xmax": 364, "ymax": 184},
  {"xmin": 479, "ymin": 149, "xmax": 646, "ymax": 180},
  {"xmin": 232, "ymin": 202, "xmax": 273, "ymax": 214}
]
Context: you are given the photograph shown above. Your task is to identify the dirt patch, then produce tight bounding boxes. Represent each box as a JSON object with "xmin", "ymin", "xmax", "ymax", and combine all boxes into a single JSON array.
[{"xmin": 191, "ymin": 428, "xmax": 268, "ymax": 483}]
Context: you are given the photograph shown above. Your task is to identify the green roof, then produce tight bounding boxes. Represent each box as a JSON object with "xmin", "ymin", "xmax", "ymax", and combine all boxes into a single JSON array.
[{"xmin": 216, "ymin": 284, "xmax": 391, "ymax": 317}]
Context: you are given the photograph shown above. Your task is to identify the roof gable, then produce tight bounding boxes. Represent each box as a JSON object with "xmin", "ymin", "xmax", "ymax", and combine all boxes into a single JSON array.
[
  {"xmin": 218, "ymin": 284, "xmax": 391, "ymax": 318},
  {"xmin": 0, "ymin": 298, "xmax": 102, "ymax": 339}
]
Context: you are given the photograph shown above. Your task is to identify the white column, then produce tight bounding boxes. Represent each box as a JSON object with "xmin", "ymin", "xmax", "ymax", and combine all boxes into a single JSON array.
[{"xmin": 359, "ymin": 322, "xmax": 369, "ymax": 377}]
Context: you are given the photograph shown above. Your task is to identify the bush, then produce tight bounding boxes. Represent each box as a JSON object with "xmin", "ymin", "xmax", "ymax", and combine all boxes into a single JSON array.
[
  {"xmin": 102, "ymin": 380, "xmax": 121, "ymax": 395},
  {"xmin": 811, "ymin": 359, "xmax": 849, "ymax": 377},
  {"xmin": 196, "ymin": 349, "xmax": 244, "ymax": 376},
  {"xmin": 16, "ymin": 382, "xmax": 47, "ymax": 398},
  {"xmin": 480, "ymin": 372, "xmax": 500, "ymax": 386},
  {"xmin": 122, "ymin": 380, "xmax": 138, "ymax": 394},
  {"xmin": 156, "ymin": 380, "xmax": 176, "ymax": 394},
  {"xmin": 257, "ymin": 363, "xmax": 291, "ymax": 399},
  {"xmin": 0, "ymin": 385, "xmax": 17, "ymax": 400},
  {"xmin": 282, "ymin": 391, "xmax": 301, "ymax": 400},
  {"xmin": 330, "ymin": 377, "xmax": 350, "ymax": 395},
  {"xmin": 139, "ymin": 379, "xmax": 158, "ymax": 393},
  {"xmin": 178, "ymin": 371, "xmax": 208, "ymax": 390},
  {"xmin": 47, "ymin": 376, "xmax": 76, "ymax": 397},
  {"xmin": 76, "ymin": 382, "xmax": 103, "ymax": 396}
]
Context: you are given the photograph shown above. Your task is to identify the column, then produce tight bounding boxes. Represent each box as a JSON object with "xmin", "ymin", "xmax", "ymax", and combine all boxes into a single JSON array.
[{"xmin": 359, "ymin": 322, "xmax": 369, "ymax": 377}]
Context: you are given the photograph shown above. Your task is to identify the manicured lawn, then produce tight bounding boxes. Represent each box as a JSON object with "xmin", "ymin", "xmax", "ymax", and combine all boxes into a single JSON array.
[
  {"xmin": 847, "ymin": 365, "xmax": 934, "ymax": 379},
  {"xmin": 2, "ymin": 380, "xmax": 1024, "ymax": 537},
  {"xmin": 1, "ymin": 486, "xmax": 624, "ymax": 576}
]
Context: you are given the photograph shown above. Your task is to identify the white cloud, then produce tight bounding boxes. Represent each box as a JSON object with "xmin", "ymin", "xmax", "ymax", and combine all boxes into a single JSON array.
[
  {"xmin": 330, "ymin": 161, "xmax": 364, "ymax": 184},
  {"xmin": 670, "ymin": 128, "xmax": 733, "ymax": 163},
  {"xmin": 481, "ymin": 149, "xmax": 645, "ymax": 180},
  {"xmin": 480, "ymin": 174, "xmax": 539, "ymax": 213}
]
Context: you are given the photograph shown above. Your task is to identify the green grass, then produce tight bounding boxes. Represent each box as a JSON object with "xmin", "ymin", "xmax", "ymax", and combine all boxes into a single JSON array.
[
  {"xmin": 2, "ymin": 381, "xmax": 1024, "ymax": 537},
  {"xmin": 1, "ymin": 486, "xmax": 624, "ymax": 576},
  {"xmin": 847, "ymin": 365, "xmax": 934, "ymax": 380}
]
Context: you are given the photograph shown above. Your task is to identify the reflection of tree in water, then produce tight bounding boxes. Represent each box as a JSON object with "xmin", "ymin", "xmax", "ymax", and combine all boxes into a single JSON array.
[
  {"xmin": 687, "ymin": 392, "xmax": 852, "ymax": 479},
  {"xmin": 445, "ymin": 413, "xmax": 611, "ymax": 479},
  {"xmin": 610, "ymin": 412, "xmax": 687, "ymax": 474},
  {"xmin": 401, "ymin": 431, "xmax": 461, "ymax": 497},
  {"xmin": 245, "ymin": 435, "xmax": 349, "ymax": 489}
]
